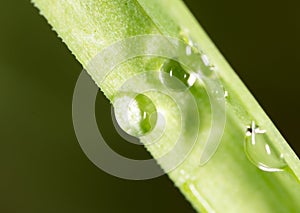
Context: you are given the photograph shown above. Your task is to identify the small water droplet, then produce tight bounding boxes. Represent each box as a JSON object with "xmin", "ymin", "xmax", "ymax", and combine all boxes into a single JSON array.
[
  {"xmin": 114, "ymin": 94, "xmax": 157, "ymax": 137},
  {"xmin": 159, "ymin": 59, "xmax": 195, "ymax": 90},
  {"xmin": 208, "ymin": 65, "xmax": 217, "ymax": 71},
  {"xmin": 179, "ymin": 31, "xmax": 194, "ymax": 47},
  {"xmin": 244, "ymin": 121, "xmax": 287, "ymax": 172}
]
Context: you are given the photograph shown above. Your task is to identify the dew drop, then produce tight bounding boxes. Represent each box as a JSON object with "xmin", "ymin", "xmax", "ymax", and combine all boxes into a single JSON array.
[
  {"xmin": 209, "ymin": 65, "xmax": 217, "ymax": 71},
  {"xmin": 114, "ymin": 94, "xmax": 157, "ymax": 138},
  {"xmin": 159, "ymin": 59, "xmax": 195, "ymax": 90},
  {"xmin": 244, "ymin": 121, "xmax": 287, "ymax": 172},
  {"xmin": 179, "ymin": 31, "xmax": 194, "ymax": 47},
  {"xmin": 187, "ymin": 72, "xmax": 197, "ymax": 87}
]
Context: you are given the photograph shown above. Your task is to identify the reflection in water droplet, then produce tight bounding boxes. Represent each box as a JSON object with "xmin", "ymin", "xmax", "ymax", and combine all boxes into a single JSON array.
[
  {"xmin": 187, "ymin": 73, "xmax": 197, "ymax": 87},
  {"xmin": 179, "ymin": 30, "xmax": 194, "ymax": 47},
  {"xmin": 114, "ymin": 94, "xmax": 157, "ymax": 138},
  {"xmin": 201, "ymin": 54, "xmax": 210, "ymax": 66},
  {"xmin": 129, "ymin": 94, "xmax": 157, "ymax": 136},
  {"xmin": 186, "ymin": 45, "xmax": 192, "ymax": 56},
  {"xmin": 159, "ymin": 59, "xmax": 195, "ymax": 90},
  {"xmin": 224, "ymin": 90, "xmax": 229, "ymax": 98},
  {"xmin": 244, "ymin": 121, "xmax": 287, "ymax": 172}
]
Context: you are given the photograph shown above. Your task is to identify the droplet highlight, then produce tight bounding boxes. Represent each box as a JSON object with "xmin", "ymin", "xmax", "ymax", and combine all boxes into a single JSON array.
[
  {"xmin": 201, "ymin": 54, "xmax": 210, "ymax": 66},
  {"xmin": 224, "ymin": 90, "xmax": 229, "ymax": 98},
  {"xmin": 244, "ymin": 121, "xmax": 287, "ymax": 172}
]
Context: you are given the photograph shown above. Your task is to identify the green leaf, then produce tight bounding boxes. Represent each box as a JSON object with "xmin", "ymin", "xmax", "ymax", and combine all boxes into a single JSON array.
[{"xmin": 32, "ymin": 0, "xmax": 300, "ymax": 212}]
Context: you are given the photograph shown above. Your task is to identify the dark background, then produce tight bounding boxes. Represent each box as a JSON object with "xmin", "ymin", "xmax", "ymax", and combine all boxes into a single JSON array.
[{"xmin": 0, "ymin": 0, "xmax": 299, "ymax": 212}]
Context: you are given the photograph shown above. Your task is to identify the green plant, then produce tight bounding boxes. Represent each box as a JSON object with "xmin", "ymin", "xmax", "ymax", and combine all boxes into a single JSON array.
[{"xmin": 32, "ymin": 0, "xmax": 300, "ymax": 212}]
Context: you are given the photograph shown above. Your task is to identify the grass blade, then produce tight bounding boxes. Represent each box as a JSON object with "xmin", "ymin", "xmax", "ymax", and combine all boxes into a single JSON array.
[{"xmin": 32, "ymin": 0, "xmax": 300, "ymax": 212}]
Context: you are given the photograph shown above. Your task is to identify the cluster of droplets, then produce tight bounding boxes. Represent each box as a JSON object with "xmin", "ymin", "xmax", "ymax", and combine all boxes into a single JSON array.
[
  {"xmin": 179, "ymin": 34, "xmax": 288, "ymax": 173},
  {"xmin": 158, "ymin": 35, "xmax": 229, "ymax": 166},
  {"xmin": 113, "ymin": 34, "xmax": 291, "ymax": 174},
  {"xmin": 112, "ymin": 35, "xmax": 205, "ymax": 150},
  {"xmin": 147, "ymin": 35, "xmax": 290, "ymax": 173},
  {"xmin": 181, "ymin": 33, "xmax": 218, "ymax": 73},
  {"xmin": 244, "ymin": 121, "xmax": 287, "ymax": 172},
  {"xmin": 179, "ymin": 32, "xmax": 290, "ymax": 173}
]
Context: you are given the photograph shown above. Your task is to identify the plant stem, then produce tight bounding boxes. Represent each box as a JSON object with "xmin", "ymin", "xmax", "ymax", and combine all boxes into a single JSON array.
[{"xmin": 32, "ymin": 0, "xmax": 300, "ymax": 212}]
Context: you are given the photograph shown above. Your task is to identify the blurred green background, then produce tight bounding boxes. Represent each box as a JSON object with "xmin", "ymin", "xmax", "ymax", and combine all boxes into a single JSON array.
[{"xmin": 0, "ymin": 0, "xmax": 299, "ymax": 212}]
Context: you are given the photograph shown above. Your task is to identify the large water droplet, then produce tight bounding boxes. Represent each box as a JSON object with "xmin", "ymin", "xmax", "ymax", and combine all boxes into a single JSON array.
[
  {"xmin": 244, "ymin": 121, "xmax": 287, "ymax": 172},
  {"xmin": 159, "ymin": 59, "xmax": 196, "ymax": 91},
  {"xmin": 114, "ymin": 94, "xmax": 157, "ymax": 138}
]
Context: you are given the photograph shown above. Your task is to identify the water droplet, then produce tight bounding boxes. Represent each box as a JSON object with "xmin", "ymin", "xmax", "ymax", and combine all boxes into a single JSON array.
[
  {"xmin": 179, "ymin": 31, "xmax": 194, "ymax": 47},
  {"xmin": 114, "ymin": 94, "xmax": 157, "ymax": 137},
  {"xmin": 208, "ymin": 65, "xmax": 218, "ymax": 72},
  {"xmin": 244, "ymin": 121, "xmax": 287, "ymax": 172},
  {"xmin": 159, "ymin": 59, "xmax": 195, "ymax": 90}
]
